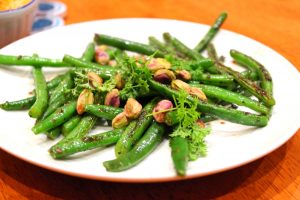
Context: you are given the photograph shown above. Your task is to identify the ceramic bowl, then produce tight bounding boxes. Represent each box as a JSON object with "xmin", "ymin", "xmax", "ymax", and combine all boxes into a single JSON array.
[{"xmin": 0, "ymin": 0, "xmax": 39, "ymax": 48}]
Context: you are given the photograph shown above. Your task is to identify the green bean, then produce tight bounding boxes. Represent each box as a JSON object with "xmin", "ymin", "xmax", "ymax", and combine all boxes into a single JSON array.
[
  {"xmin": 162, "ymin": 32, "xmax": 180, "ymax": 56},
  {"xmin": 170, "ymin": 136, "xmax": 189, "ymax": 176},
  {"xmin": 40, "ymin": 73, "xmax": 74, "ymax": 120},
  {"xmin": 0, "ymin": 54, "xmax": 65, "ymax": 67},
  {"xmin": 63, "ymin": 115, "xmax": 97, "ymax": 141},
  {"xmin": 230, "ymin": 49, "xmax": 273, "ymax": 95},
  {"xmin": 51, "ymin": 114, "xmax": 97, "ymax": 149},
  {"xmin": 0, "ymin": 96, "xmax": 36, "ymax": 111},
  {"xmin": 165, "ymin": 110, "xmax": 217, "ymax": 126},
  {"xmin": 46, "ymin": 74, "xmax": 66, "ymax": 90},
  {"xmin": 191, "ymin": 70, "xmax": 234, "ymax": 84},
  {"xmin": 149, "ymin": 80, "xmax": 268, "ymax": 126},
  {"xmin": 32, "ymin": 101, "xmax": 77, "ymax": 134},
  {"xmin": 31, "ymin": 73, "xmax": 67, "ymax": 97},
  {"xmin": 207, "ymin": 43, "xmax": 219, "ymax": 61},
  {"xmin": 49, "ymin": 128, "xmax": 125, "ymax": 159},
  {"xmin": 148, "ymin": 36, "xmax": 175, "ymax": 55},
  {"xmin": 206, "ymin": 43, "xmax": 224, "ymax": 74},
  {"xmin": 165, "ymin": 111, "xmax": 179, "ymax": 126},
  {"xmin": 50, "ymin": 73, "xmax": 73, "ymax": 105},
  {"xmin": 114, "ymin": 121, "xmax": 137, "ymax": 156},
  {"xmin": 171, "ymin": 38, "xmax": 204, "ymax": 60},
  {"xmin": 200, "ymin": 114, "xmax": 218, "ymax": 123},
  {"xmin": 215, "ymin": 63, "xmax": 275, "ymax": 107},
  {"xmin": 106, "ymin": 48, "xmax": 126, "ymax": 60},
  {"xmin": 163, "ymin": 32, "xmax": 203, "ymax": 60},
  {"xmin": 46, "ymin": 127, "xmax": 62, "ymax": 140},
  {"xmin": 189, "ymin": 59, "xmax": 215, "ymax": 71},
  {"xmin": 62, "ymin": 115, "xmax": 82, "ymax": 137},
  {"xmin": 115, "ymin": 98, "xmax": 158, "ymax": 157},
  {"xmin": 81, "ymin": 42, "xmax": 96, "ymax": 62},
  {"xmin": 171, "ymin": 59, "xmax": 214, "ymax": 72},
  {"xmin": 206, "ymin": 65, "xmax": 221, "ymax": 75},
  {"xmin": 28, "ymin": 67, "xmax": 48, "ymax": 118},
  {"xmin": 207, "ymin": 44, "xmax": 257, "ymax": 79},
  {"xmin": 137, "ymin": 90, "xmax": 159, "ymax": 99},
  {"xmin": 240, "ymin": 70, "xmax": 258, "ymax": 80},
  {"xmin": 63, "ymin": 55, "xmax": 118, "ymax": 79},
  {"xmin": 85, "ymin": 104, "xmax": 123, "ymax": 120},
  {"xmin": 194, "ymin": 12, "xmax": 228, "ymax": 52},
  {"xmin": 190, "ymin": 83, "xmax": 269, "ymax": 114},
  {"xmin": 0, "ymin": 74, "xmax": 65, "ymax": 111},
  {"xmin": 47, "ymin": 43, "xmax": 98, "ymax": 139},
  {"xmin": 42, "ymin": 95, "xmax": 71, "ymax": 120},
  {"xmin": 231, "ymin": 50, "xmax": 269, "ymax": 82},
  {"xmin": 94, "ymin": 34, "xmax": 165, "ymax": 57},
  {"xmin": 103, "ymin": 122, "xmax": 166, "ymax": 172}
]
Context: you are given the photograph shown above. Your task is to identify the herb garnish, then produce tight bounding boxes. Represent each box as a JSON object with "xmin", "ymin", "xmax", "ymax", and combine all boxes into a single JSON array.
[{"xmin": 170, "ymin": 89, "xmax": 211, "ymax": 160}]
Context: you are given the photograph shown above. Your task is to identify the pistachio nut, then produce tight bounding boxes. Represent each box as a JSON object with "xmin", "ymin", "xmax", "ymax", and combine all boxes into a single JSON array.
[
  {"xmin": 124, "ymin": 98, "xmax": 142, "ymax": 119},
  {"xmin": 171, "ymin": 79, "xmax": 190, "ymax": 91},
  {"xmin": 189, "ymin": 87, "xmax": 207, "ymax": 101},
  {"xmin": 152, "ymin": 99, "xmax": 173, "ymax": 123},
  {"xmin": 153, "ymin": 69, "xmax": 176, "ymax": 84},
  {"xmin": 196, "ymin": 119, "xmax": 205, "ymax": 128},
  {"xmin": 77, "ymin": 89, "xmax": 94, "ymax": 114},
  {"xmin": 112, "ymin": 112, "xmax": 129, "ymax": 129},
  {"xmin": 95, "ymin": 49, "xmax": 110, "ymax": 65},
  {"xmin": 97, "ymin": 45, "xmax": 108, "ymax": 51},
  {"xmin": 175, "ymin": 70, "xmax": 191, "ymax": 81},
  {"xmin": 115, "ymin": 73, "xmax": 125, "ymax": 90},
  {"xmin": 147, "ymin": 58, "xmax": 171, "ymax": 71},
  {"xmin": 104, "ymin": 89, "xmax": 120, "ymax": 107},
  {"xmin": 108, "ymin": 60, "xmax": 117, "ymax": 67},
  {"xmin": 87, "ymin": 71, "xmax": 103, "ymax": 89}
]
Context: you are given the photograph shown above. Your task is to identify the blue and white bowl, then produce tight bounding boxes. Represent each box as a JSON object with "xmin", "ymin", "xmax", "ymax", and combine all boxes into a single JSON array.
[{"xmin": 0, "ymin": 0, "xmax": 39, "ymax": 48}]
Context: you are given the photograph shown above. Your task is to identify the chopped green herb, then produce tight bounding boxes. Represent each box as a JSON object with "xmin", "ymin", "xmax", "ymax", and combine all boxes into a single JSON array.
[{"xmin": 118, "ymin": 55, "xmax": 151, "ymax": 100}]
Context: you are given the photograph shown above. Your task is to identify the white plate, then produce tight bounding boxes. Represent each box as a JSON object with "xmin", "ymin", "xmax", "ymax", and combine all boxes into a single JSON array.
[{"xmin": 1, "ymin": 18, "xmax": 300, "ymax": 182}]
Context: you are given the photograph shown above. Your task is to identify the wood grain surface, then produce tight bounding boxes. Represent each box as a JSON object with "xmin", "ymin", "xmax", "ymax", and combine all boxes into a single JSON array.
[{"xmin": 1, "ymin": 0, "xmax": 300, "ymax": 199}]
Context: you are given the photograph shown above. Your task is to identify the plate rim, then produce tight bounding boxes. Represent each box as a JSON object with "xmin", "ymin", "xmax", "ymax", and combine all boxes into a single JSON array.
[{"xmin": 1, "ymin": 17, "xmax": 300, "ymax": 183}]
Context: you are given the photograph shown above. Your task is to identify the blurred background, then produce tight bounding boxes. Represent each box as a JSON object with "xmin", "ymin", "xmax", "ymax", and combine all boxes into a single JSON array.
[
  {"xmin": 33, "ymin": 0, "xmax": 300, "ymax": 68},
  {"xmin": 1, "ymin": 0, "xmax": 299, "ymax": 69}
]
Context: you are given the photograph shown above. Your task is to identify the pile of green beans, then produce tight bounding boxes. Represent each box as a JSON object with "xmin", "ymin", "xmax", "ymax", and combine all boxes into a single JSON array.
[{"xmin": 0, "ymin": 12, "xmax": 275, "ymax": 177}]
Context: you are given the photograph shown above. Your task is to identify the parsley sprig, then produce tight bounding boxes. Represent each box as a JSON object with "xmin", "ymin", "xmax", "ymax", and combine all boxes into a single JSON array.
[
  {"xmin": 118, "ymin": 55, "xmax": 151, "ymax": 100},
  {"xmin": 170, "ymin": 89, "xmax": 211, "ymax": 160}
]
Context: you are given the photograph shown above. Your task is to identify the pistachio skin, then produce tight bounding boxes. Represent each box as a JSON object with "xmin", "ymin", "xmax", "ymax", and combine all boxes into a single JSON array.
[
  {"xmin": 147, "ymin": 58, "xmax": 171, "ymax": 71},
  {"xmin": 95, "ymin": 49, "xmax": 110, "ymax": 65},
  {"xmin": 153, "ymin": 69, "xmax": 176, "ymax": 84},
  {"xmin": 104, "ymin": 89, "xmax": 120, "ymax": 108},
  {"xmin": 153, "ymin": 100, "xmax": 173, "ymax": 123},
  {"xmin": 175, "ymin": 70, "xmax": 191, "ymax": 81}
]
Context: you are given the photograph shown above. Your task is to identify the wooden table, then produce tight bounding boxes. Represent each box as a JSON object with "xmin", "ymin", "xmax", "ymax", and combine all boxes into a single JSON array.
[{"xmin": 1, "ymin": 0, "xmax": 299, "ymax": 199}]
